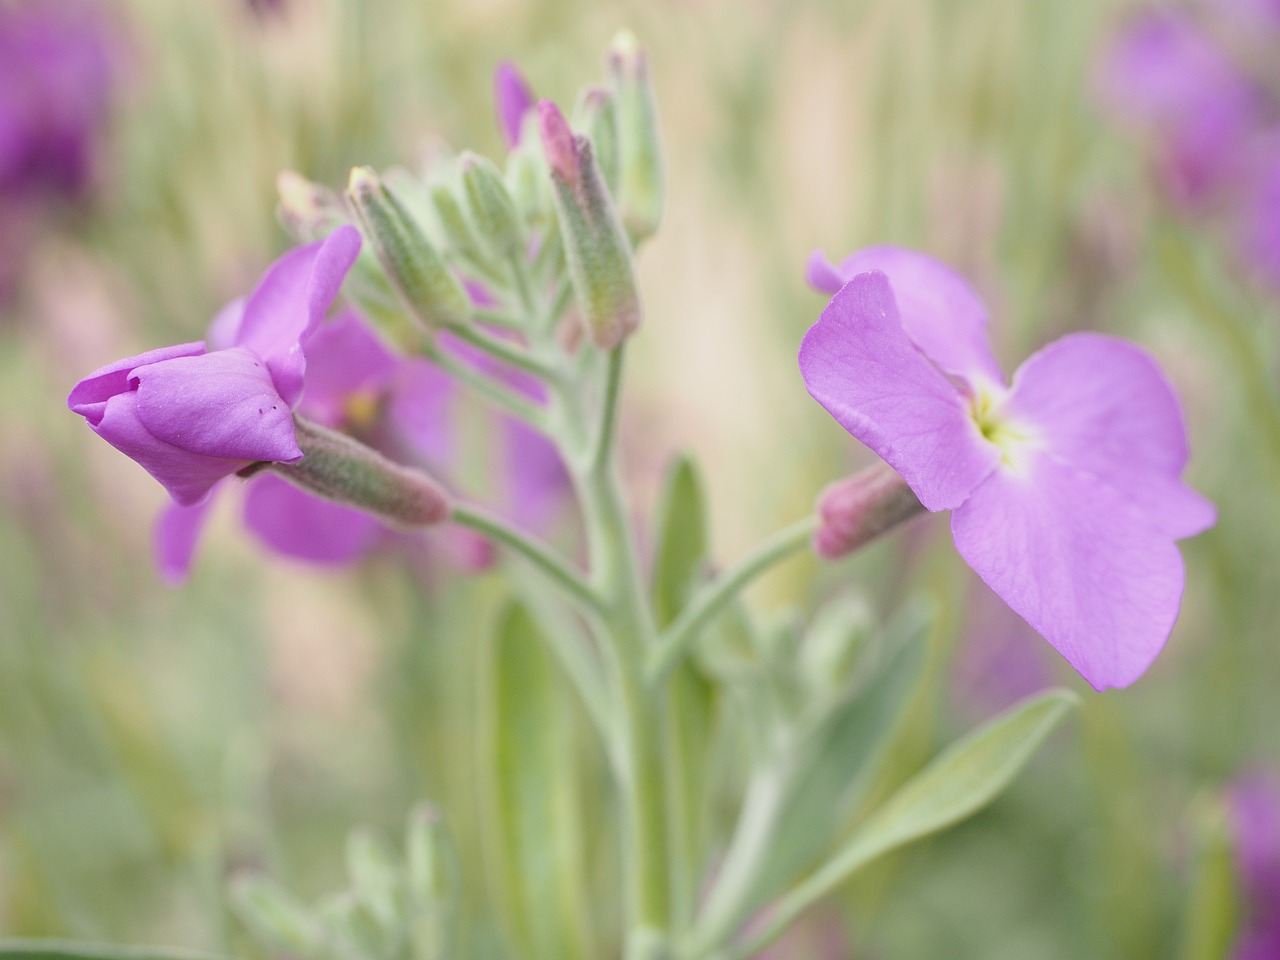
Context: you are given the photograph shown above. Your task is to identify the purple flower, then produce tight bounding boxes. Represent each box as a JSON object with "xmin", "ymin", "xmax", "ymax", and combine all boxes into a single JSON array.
[
  {"xmin": 68, "ymin": 226, "xmax": 362, "ymax": 508},
  {"xmin": 800, "ymin": 246, "xmax": 1215, "ymax": 690},
  {"xmin": 153, "ymin": 308, "xmax": 455, "ymax": 582},
  {"xmin": 0, "ymin": 0, "xmax": 114, "ymax": 199},
  {"xmin": 494, "ymin": 61, "xmax": 535, "ymax": 150},
  {"xmin": 1229, "ymin": 773, "xmax": 1280, "ymax": 958}
]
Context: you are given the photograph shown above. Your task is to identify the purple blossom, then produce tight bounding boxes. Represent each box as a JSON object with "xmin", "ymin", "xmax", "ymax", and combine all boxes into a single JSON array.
[
  {"xmin": 800, "ymin": 246, "xmax": 1215, "ymax": 690},
  {"xmin": 68, "ymin": 227, "xmax": 362, "ymax": 508},
  {"xmin": 1229, "ymin": 773, "xmax": 1280, "ymax": 959},
  {"xmin": 0, "ymin": 0, "xmax": 114, "ymax": 199},
  {"xmin": 494, "ymin": 61, "xmax": 535, "ymax": 150}
]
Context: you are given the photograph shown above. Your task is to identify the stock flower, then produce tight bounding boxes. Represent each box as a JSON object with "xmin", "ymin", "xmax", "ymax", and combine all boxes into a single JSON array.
[
  {"xmin": 801, "ymin": 246, "xmax": 1215, "ymax": 690},
  {"xmin": 67, "ymin": 226, "xmax": 362, "ymax": 507}
]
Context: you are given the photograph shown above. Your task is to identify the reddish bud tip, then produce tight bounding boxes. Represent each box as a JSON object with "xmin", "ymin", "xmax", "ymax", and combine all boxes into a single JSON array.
[
  {"xmin": 813, "ymin": 464, "xmax": 926, "ymax": 560},
  {"xmin": 537, "ymin": 99, "xmax": 580, "ymax": 184}
]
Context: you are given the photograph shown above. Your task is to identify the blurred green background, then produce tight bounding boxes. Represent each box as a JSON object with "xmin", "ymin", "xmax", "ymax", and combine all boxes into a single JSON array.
[{"xmin": 1, "ymin": 0, "xmax": 1277, "ymax": 957}]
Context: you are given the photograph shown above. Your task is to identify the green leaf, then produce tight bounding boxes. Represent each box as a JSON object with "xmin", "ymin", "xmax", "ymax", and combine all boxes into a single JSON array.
[
  {"xmin": 1178, "ymin": 794, "xmax": 1239, "ymax": 960},
  {"xmin": 799, "ymin": 688, "xmax": 1077, "ymax": 903},
  {"xmin": 477, "ymin": 600, "xmax": 593, "ymax": 960},
  {"xmin": 651, "ymin": 454, "xmax": 710, "ymax": 630},
  {"xmin": 0, "ymin": 943, "xmax": 232, "ymax": 960}
]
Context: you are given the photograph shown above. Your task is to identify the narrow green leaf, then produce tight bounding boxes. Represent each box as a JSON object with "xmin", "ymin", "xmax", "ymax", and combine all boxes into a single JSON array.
[
  {"xmin": 651, "ymin": 454, "xmax": 710, "ymax": 630},
  {"xmin": 650, "ymin": 454, "xmax": 718, "ymax": 925},
  {"xmin": 477, "ymin": 600, "xmax": 593, "ymax": 960},
  {"xmin": 734, "ymin": 689, "xmax": 1078, "ymax": 960},
  {"xmin": 1178, "ymin": 794, "xmax": 1239, "ymax": 960},
  {"xmin": 0, "ymin": 943, "xmax": 232, "ymax": 960}
]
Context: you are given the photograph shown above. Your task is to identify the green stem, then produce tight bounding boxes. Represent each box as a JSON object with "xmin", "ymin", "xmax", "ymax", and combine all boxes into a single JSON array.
[
  {"xmin": 593, "ymin": 346, "xmax": 626, "ymax": 474},
  {"xmin": 445, "ymin": 322, "xmax": 560, "ymax": 382},
  {"xmin": 423, "ymin": 345, "xmax": 549, "ymax": 430},
  {"xmin": 450, "ymin": 504, "xmax": 602, "ymax": 615},
  {"xmin": 648, "ymin": 517, "xmax": 817, "ymax": 681}
]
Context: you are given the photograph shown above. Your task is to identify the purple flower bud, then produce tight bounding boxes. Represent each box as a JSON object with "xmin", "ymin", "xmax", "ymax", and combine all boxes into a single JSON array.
[
  {"xmin": 538, "ymin": 100, "xmax": 581, "ymax": 187},
  {"xmin": 812, "ymin": 463, "xmax": 926, "ymax": 560},
  {"xmin": 68, "ymin": 228, "xmax": 362, "ymax": 506},
  {"xmin": 494, "ymin": 61, "xmax": 535, "ymax": 150}
]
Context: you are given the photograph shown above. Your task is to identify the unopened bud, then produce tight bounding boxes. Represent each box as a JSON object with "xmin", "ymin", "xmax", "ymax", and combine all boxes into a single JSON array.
[
  {"xmin": 494, "ymin": 61, "xmax": 535, "ymax": 150},
  {"xmin": 799, "ymin": 594, "xmax": 876, "ymax": 696},
  {"xmin": 277, "ymin": 170, "xmax": 350, "ymax": 243},
  {"xmin": 538, "ymin": 99, "xmax": 641, "ymax": 349},
  {"xmin": 346, "ymin": 828, "xmax": 402, "ymax": 935},
  {"xmin": 347, "ymin": 166, "xmax": 472, "ymax": 329},
  {"xmin": 607, "ymin": 31, "xmax": 665, "ymax": 242},
  {"xmin": 574, "ymin": 86, "xmax": 620, "ymax": 194},
  {"xmin": 813, "ymin": 463, "xmax": 926, "ymax": 560},
  {"xmin": 460, "ymin": 151, "xmax": 523, "ymax": 259},
  {"xmin": 505, "ymin": 145, "xmax": 552, "ymax": 227},
  {"xmin": 405, "ymin": 805, "xmax": 458, "ymax": 960},
  {"xmin": 266, "ymin": 416, "xmax": 451, "ymax": 528}
]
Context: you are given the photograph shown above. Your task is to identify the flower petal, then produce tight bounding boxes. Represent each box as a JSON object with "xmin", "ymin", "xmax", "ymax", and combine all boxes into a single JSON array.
[
  {"xmin": 91, "ymin": 391, "xmax": 248, "ymax": 506},
  {"xmin": 805, "ymin": 250, "xmax": 846, "ymax": 294},
  {"xmin": 826, "ymin": 245, "xmax": 1004, "ymax": 386},
  {"xmin": 1006, "ymin": 332, "xmax": 1215, "ymax": 539},
  {"xmin": 235, "ymin": 225, "xmax": 362, "ymax": 406},
  {"xmin": 300, "ymin": 310, "xmax": 399, "ymax": 420},
  {"xmin": 155, "ymin": 491, "xmax": 221, "ymax": 585},
  {"xmin": 67, "ymin": 341, "xmax": 205, "ymax": 424},
  {"xmin": 799, "ymin": 270, "xmax": 1000, "ymax": 511},
  {"xmin": 242, "ymin": 472, "xmax": 384, "ymax": 564},
  {"xmin": 133, "ymin": 347, "xmax": 302, "ymax": 463},
  {"xmin": 494, "ymin": 61, "xmax": 535, "ymax": 149},
  {"xmin": 951, "ymin": 455, "xmax": 1187, "ymax": 690},
  {"xmin": 207, "ymin": 297, "xmax": 245, "ymax": 350}
]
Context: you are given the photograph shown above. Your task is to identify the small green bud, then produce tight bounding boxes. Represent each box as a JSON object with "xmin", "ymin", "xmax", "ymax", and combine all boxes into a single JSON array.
[
  {"xmin": 405, "ymin": 806, "xmax": 458, "ymax": 960},
  {"xmin": 346, "ymin": 828, "xmax": 403, "ymax": 937},
  {"xmin": 265, "ymin": 416, "xmax": 452, "ymax": 528},
  {"xmin": 573, "ymin": 86, "xmax": 620, "ymax": 194},
  {"xmin": 459, "ymin": 151, "xmax": 523, "ymax": 259},
  {"xmin": 607, "ymin": 31, "xmax": 665, "ymax": 242},
  {"xmin": 538, "ymin": 100, "xmax": 641, "ymax": 349},
  {"xmin": 230, "ymin": 875, "xmax": 322, "ymax": 954},
  {"xmin": 799, "ymin": 594, "xmax": 876, "ymax": 699},
  {"xmin": 317, "ymin": 892, "xmax": 393, "ymax": 960},
  {"xmin": 346, "ymin": 166, "xmax": 472, "ymax": 330},
  {"xmin": 277, "ymin": 170, "xmax": 350, "ymax": 243},
  {"xmin": 430, "ymin": 181, "xmax": 482, "ymax": 258}
]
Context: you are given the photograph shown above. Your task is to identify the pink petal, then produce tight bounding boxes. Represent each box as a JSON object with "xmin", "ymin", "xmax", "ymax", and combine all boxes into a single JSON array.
[
  {"xmin": 826, "ymin": 245, "xmax": 1004, "ymax": 386},
  {"xmin": 155, "ymin": 491, "xmax": 221, "ymax": 584},
  {"xmin": 67, "ymin": 341, "xmax": 205, "ymax": 424},
  {"xmin": 91, "ymin": 391, "xmax": 249, "ymax": 506},
  {"xmin": 234, "ymin": 225, "xmax": 362, "ymax": 406},
  {"xmin": 798, "ymin": 271, "xmax": 1000, "ymax": 511},
  {"xmin": 1006, "ymin": 333, "xmax": 1215, "ymax": 539},
  {"xmin": 494, "ymin": 61, "xmax": 535, "ymax": 149},
  {"xmin": 805, "ymin": 250, "xmax": 847, "ymax": 294},
  {"xmin": 242, "ymin": 472, "xmax": 385, "ymax": 564},
  {"xmin": 300, "ymin": 310, "xmax": 399, "ymax": 420},
  {"xmin": 206, "ymin": 297, "xmax": 246, "ymax": 350},
  {"xmin": 133, "ymin": 347, "xmax": 302, "ymax": 463},
  {"xmin": 951, "ymin": 455, "xmax": 1187, "ymax": 690}
]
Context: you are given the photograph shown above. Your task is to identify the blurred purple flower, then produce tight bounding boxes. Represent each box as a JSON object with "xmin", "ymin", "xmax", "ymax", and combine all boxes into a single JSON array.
[
  {"xmin": 494, "ymin": 61, "xmax": 535, "ymax": 149},
  {"xmin": 1098, "ymin": 2, "xmax": 1280, "ymax": 292},
  {"xmin": 801, "ymin": 246, "xmax": 1215, "ymax": 690},
  {"xmin": 68, "ymin": 227, "xmax": 362, "ymax": 507},
  {"xmin": 1229, "ymin": 773, "xmax": 1280, "ymax": 959},
  {"xmin": 951, "ymin": 577, "xmax": 1056, "ymax": 719}
]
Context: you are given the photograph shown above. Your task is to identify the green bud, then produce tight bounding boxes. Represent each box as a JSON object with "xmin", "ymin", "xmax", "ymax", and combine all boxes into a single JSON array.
[
  {"xmin": 277, "ymin": 170, "xmax": 351, "ymax": 243},
  {"xmin": 346, "ymin": 828, "xmax": 403, "ymax": 937},
  {"xmin": 346, "ymin": 166, "xmax": 472, "ymax": 330},
  {"xmin": 317, "ymin": 892, "xmax": 393, "ymax": 960},
  {"xmin": 430, "ymin": 181, "xmax": 482, "ymax": 258},
  {"xmin": 607, "ymin": 31, "xmax": 665, "ymax": 242},
  {"xmin": 573, "ymin": 86, "xmax": 620, "ymax": 195},
  {"xmin": 538, "ymin": 100, "xmax": 641, "ymax": 349},
  {"xmin": 264, "ymin": 416, "xmax": 451, "ymax": 529},
  {"xmin": 799, "ymin": 594, "xmax": 876, "ymax": 700},
  {"xmin": 405, "ymin": 805, "xmax": 458, "ymax": 960},
  {"xmin": 230, "ymin": 875, "xmax": 322, "ymax": 954},
  {"xmin": 460, "ymin": 151, "xmax": 523, "ymax": 259}
]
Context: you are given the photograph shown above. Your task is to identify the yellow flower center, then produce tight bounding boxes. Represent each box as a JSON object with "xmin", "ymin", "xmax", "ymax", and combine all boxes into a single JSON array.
[{"xmin": 969, "ymin": 386, "xmax": 1039, "ymax": 475}]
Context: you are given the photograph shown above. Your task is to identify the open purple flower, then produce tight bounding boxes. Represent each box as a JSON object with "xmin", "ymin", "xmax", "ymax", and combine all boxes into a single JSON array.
[
  {"xmin": 800, "ymin": 246, "xmax": 1215, "ymax": 690},
  {"xmin": 68, "ymin": 226, "xmax": 362, "ymax": 507}
]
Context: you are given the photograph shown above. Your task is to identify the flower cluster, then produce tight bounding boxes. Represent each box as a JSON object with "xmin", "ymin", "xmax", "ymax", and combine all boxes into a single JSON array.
[
  {"xmin": 1097, "ymin": 0, "xmax": 1280, "ymax": 291},
  {"xmin": 802, "ymin": 246, "xmax": 1215, "ymax": 690}
]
